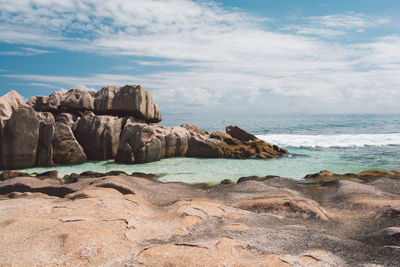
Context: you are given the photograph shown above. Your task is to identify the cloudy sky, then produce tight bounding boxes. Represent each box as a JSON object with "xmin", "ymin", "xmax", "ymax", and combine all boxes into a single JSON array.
[{"xmin": 0, "ymin": 0, "xmax": 399, "ymax": 115}]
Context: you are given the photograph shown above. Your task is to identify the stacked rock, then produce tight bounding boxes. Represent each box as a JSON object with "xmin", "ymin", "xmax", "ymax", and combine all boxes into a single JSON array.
[{"xmin": 0, "ymin": 85, "xmax": 286, "ymax": 170}]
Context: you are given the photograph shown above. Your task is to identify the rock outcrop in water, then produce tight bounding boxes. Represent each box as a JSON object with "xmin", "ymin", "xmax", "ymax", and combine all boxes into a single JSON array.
[
  {"xmin": 0, "ymin": 86, "xmax": 286, "ymax": 170},
  {"xmin": 0, "ymin": 170, "xmax": 399, "ymax": 265}
]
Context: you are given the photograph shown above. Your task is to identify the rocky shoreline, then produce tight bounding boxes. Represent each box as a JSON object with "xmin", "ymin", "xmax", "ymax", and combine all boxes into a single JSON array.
[
  {"xmin": 1, "ymin": 85, "xmax": 399, "ymax": 266},
  {"xmin": 0, "ymin": 170, "xmax": 399, "ymax": 265},
  {"xmin": 0, "ymin": 85, "xmax": 286, "ymax": 170}
]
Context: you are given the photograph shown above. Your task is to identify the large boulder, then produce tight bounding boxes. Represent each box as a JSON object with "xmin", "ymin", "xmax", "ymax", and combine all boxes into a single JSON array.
[
  {"xmin": 93, "ymin": 86, "xmax": 117, "ymax": 113},
  {"xmin": 1, "ymin": 107, "xmax": 40, "ymax": 169},
  {"xmin": 0, "ymin": 90, "xmax": 27, "ymax": 120},
  {"xmin": 59, "ymin": 88, "xmax": 95, "ymax": 113},
  {"xmin": 186, "ymin": 134, "xmax": 224, "ymax": 158},
  {"xmin": 52, "ymin": 122, "xmax": 87, "ymax": 165},
  {"xmin": 165, "ymin": 127, "xmax": 191, "ymax": 157},
  {"xmin": 226, "ymin": 125, "xmax": 257, "ymax": 142},
  {"xmin": 36, "ymin": 112, "xmax": 55, "ymax": 166},
  {"xmin": 116, "ymin": 121, "xmax": 191, "ymax": 164},
  {"xmin": 74, "ymin": 112, "xmax": 123, "ymax": 160},
  {"xmin": 94, "ymin": 85, "xmax": 162, "ymax": 122},
  {"xmin": 116, "ymin": 121, "xmax": 147, "ymax": 164},
  {"xmin": 0, "ymin": 90, "xmax": 28, "ymax": 169},
  {"xmin": 116, "ymin": 122, "xmax": 163, "ymax": 164}
]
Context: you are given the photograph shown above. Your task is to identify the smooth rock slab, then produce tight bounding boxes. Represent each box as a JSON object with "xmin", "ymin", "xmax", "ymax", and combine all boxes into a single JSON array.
[{"xmin": 52, "ymin": 122, "xmax": 87, "ymax": 165}]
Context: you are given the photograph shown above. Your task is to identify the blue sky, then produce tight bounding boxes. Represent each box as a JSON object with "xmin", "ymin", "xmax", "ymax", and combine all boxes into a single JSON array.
[{"xmin": 0, "ymin": 0, "xmax": 399, "ymax": 114}]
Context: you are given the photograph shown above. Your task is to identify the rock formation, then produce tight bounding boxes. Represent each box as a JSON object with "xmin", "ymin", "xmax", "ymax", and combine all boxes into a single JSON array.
[
  {"xmin": 52, "ymin": 122, "xmax": 87, "ymax": 165},
  {"xmin": 0, "ymin": 171, "xmax": 399, "ymax": 265},
  {"xmin": 1, "ymin": 107, "xmax": 40, "ymax": 169},
  {"xmin": 35, "ymin": 112, "xmax": 55, "ymax": 166},
  {"xmin": 74, "ymin": 112, "xmax": 123, "ymax": 160},
  {"xmin": 0, "ymin": 85, "xmax": 286, "ymax": 170}
]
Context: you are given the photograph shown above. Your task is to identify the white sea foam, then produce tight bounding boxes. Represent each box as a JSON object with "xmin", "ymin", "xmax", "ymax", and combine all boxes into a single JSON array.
[{"xmin": 257, "ymin": 133, "xmax": 400, "ymax": 148}]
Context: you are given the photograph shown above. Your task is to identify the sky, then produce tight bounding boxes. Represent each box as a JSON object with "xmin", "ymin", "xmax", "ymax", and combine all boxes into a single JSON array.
[{"xmin": 0, "ymin": 0, "xmax": 399, "ymax": 115}]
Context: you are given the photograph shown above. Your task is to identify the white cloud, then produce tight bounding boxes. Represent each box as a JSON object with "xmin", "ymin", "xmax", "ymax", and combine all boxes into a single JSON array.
[
  {"xmin": 0, "ymin": 47, "xmax": 51, "ymax": 56},
  {"xmin": 308, "ymin": 12, "xmax": 389, "ymax": 29},
  {"xmin": 0, "ymin": 1, "xmax": 398, "ymax": 113}
]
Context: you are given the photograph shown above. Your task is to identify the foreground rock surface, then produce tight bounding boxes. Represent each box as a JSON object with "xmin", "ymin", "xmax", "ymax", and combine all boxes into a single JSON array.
[{"xmin": 0, "ymin": 171, "xmax": 399, "ymax": 266}]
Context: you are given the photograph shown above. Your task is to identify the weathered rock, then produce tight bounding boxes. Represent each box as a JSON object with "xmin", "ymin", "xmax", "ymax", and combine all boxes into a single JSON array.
[
  {"xmin": 93, "ymin": 85, "xmax": 117, "ymax": 113},
  {"xmin": 181, "ymin": 123, "xmax": 207, "ymax": 135},
  {"xmin": 0, "ymin": 90, "xmax": 27, "ymax": 120},
  {"xmin": 1, "ymin": 174, "xmax": 399, "ymax": 265},
  {"xmin": 55, "ymin": 113, "xmax": 78, "ymax": 128},
  {"xmin": 220, "ymin": 179, "xmax": 234, "ymax": 184},
  {"xmin": 186, "ymin": 134, "xmax": 224, "ymax": 158},
  {"xmin": 27, "ymin": 95, "xmax": 49, "ymax": 112},
  {"xmin": 165, "ymin": 127, "xmax": 191, "ymax": 157},
  {"xmin": 137, "ymin": 126, "xmax": 166, "ymax": 163},
  {"xmin": 74, "ymin": 112, "xmax": 123, "ymax": 160},
  {"xmin": 117, "ymin": 121, "xmax": 190, "ymax": 164},
  {"xmin": 0, "ymin": 170, "xmax": 30, "ymax": 181},
  {"xmin": 304, "ymin": 169, "xmax": 400, "ymax": 181},
  {"xmin": 52, "ymin": 122, "xmax": 87, "ymax": 165},
  {"xmin": 94, "ymin": 85, "xmax": 162, "ymax": 122},
  {"xmin": 35, "ymin": 170, "xmax": 58, "ymax": 180},
  {"xmin": 1, "ymin": 107, "xmax": 40, "ymax": 169},
  {"xmin": 35, "ymin": 112, "xmax": 55, "ymax": 166},
  {"xmin": 0, "ymin": 90, "xmax": 28, "ymax": 169},
  {"xmin": 226, "ymin": 125, "xmax": 257, "ymax": 142},
  {"xmin": 186, "ymin": 131, "xmax": 287, "ymax": 159},
  {"xmin": 59, "ymin": 88, "xmax": 95, "ymax": 113}
]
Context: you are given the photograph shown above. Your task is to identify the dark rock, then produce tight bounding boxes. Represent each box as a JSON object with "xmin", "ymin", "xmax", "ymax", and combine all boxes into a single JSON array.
[
  {"xmin": 0, "ymin": 170, "xmax": 30, "ymax": 181},
  {"xmin": 237, "ymin": 175, "xmax": 280, "ymax": 183},
  {"xmin": 74, "ymin": 112, "xmax": 123, "ymax": 160},
  {"xmin": 79, "ymin": 171, "xmax": 105, "ymax": 178},
  {"xmin": 0, "ymin": 90, "xmax": 28, "ymax": 169},
  {"xmin": 27, "ymin": 96, "xmax": 49, "ymax": 112},
  {"xmin": 220, "ymin": 179, "xmax": 234, "ymax": 184},
  {"xmin": 2, "ymin": 107, "xmax": 40, "ymax": 169},
  {"xmin": 52, "ymin": 122, "xmax": 87, "ymax": 165},
  {"xmin": 63, "ymin": 173, "xmax": 80, "ymax": 184},
  {"xmin": 35, "ymin": 171, "xmax": 59, "ymax": 179},
  {"xmin": 226, "ymin": 125, "xmax": 257, "ymax": 142},
  {"xmin": 105, "ymin": 171, "xmax": 129, "ymax": 176},
  {"xmin": 131, "ymin": 172, "xmax": 162, "ymax": 179},
  {"xmin": 36, "ymin": 112, "xmax": 55, "ymax": 166}
]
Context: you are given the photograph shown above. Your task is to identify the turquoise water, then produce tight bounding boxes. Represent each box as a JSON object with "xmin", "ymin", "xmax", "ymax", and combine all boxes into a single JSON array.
[{"xmin": 17, "ymin": 114, "xmax": 400, "ymax": 183}]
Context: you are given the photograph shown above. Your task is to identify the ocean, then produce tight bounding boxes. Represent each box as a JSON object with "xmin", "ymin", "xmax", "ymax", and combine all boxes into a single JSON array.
[{"xmin": 17, "ymin": 114, "xmax": 400, "ymax": 184}]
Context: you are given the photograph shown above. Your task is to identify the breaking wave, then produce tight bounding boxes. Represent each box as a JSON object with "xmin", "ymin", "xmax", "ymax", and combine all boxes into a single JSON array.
[{"xmin": 257, "ymin": 133, "xmax": 400, "ymax": 148}]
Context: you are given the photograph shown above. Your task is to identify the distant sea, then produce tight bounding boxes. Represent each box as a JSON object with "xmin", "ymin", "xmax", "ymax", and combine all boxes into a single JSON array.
[{"xmin": 18, "ymin": 114, "xmax": 400, "ymax": 183}]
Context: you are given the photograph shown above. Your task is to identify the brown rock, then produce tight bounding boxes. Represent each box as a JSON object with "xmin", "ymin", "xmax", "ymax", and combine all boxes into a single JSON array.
[
  {"xmin": 93, "ymin": 85, "xmax": 118, "ymax": 113},
  {"xmin": 94, "ymin": 85, "xmax": 162, "ymax": 122},
  {"xmin": 73, "ymin": 112, "xmax": 123, "ymax": 160},
  {"xmin": 1, "ymin": 106, "xmax": 40, "ymax": 169},
  {"xmin": 181, "ymin": 123, "xmax": 207, "ymax": 135},
  {"xmin": 35, "ymin": 112, "xmax": 55, "ymax": 166},
  {"xmin": 52, "ymin": 122, "xmax": 87, "ymax": 165},
  {"xmin": 186, "ymin": 134, "xmax": 224, "ymax": 158},
  {"xmin": 226, "ymin": 125, "xmax": 257, "ymax": 142},
  {"xmin": 59, "ymin": 88, "xmax": 95, "ymax": 113},
  {"xmin": 27, "ymin": 95, "xmax": 49, "ymax": 112},
  {"xmin": 55, "ymin": 113, "xmax": 78, "ymax": 128}
]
